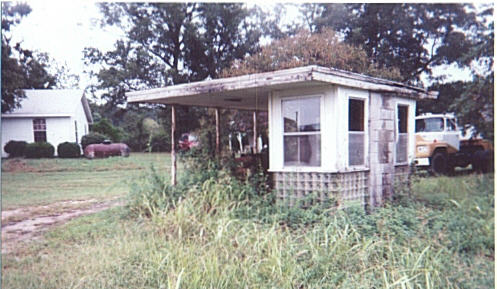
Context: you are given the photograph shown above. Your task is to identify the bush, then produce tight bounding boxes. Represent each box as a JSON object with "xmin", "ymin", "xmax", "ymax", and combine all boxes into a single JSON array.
[
  {"xmin": 3, "ymin": 140, "xmax": 28, "ymax": 158},
  {"xmin": 148, "ymin": 132, "xmax": 171, "ymax": 152},
  {"xmin": 81, "ymin": 132, "xmax": 109, "ymax": 150},
  {"xmin": 57, "ymin": 142, "xmax": 81, "ymax": 158},
  {"xmin": 24, "ymin": 142, "xmax": 55, "ymax": 158},
  {"xmin": 91, "ymin": 118, "xmax": 123, "ymax": 142}
]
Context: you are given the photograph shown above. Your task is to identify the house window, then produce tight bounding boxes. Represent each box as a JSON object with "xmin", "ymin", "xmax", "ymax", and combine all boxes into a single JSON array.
[
  {"xmin": 282, "ymin": 96, "xmax": 321, "ymax": 166},
  {"xmin": 33, "ymin": 118, "xmax": 47, "ymax": 143},
  {"xmin": 349, "ymin": 98, "xmax": 365, "ymax": 166},
  {"xmin": 396, "ymin": 105, "xmax": 408, "ymax": 163}
]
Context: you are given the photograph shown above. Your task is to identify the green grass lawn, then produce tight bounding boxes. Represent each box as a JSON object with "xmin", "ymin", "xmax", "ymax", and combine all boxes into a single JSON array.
[
  {"xmin": 1, "ymin": 153, "xmax": 171, "ymax": 209},
  {"xmin": 1, "ymin": 164, "xmax": 494, "ymax": 288}
]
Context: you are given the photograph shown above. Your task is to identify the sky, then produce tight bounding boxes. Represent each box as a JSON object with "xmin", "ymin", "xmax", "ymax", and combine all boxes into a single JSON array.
[
  {"xmin": 9, "ymin": 1, "xmax": 124, "ymax": 89},
  {"xmin": 10, "ymin": 2, "xmax": 475, "ymax": 92}
]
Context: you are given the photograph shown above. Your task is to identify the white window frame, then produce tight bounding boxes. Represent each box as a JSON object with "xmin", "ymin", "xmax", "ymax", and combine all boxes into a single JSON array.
[
  {"xmin": 33, "ymin": 118, "xmax": 47, "ymax": 143},
  {"xmin": 347, "ymin": 96, "xmax": 368, "ymax": 168},
  {"xmin": 395, "ymin": 102, "xmax": 410, "ymax": 165},
  {"xmin": 281, "ymin": 94, "xmax": 323, "ymax": 168}
]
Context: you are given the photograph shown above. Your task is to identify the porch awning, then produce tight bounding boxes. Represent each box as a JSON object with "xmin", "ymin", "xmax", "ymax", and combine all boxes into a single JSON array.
[{"xmin": 126, "ymin": 65, "xmax": 437, "ymax": 110}]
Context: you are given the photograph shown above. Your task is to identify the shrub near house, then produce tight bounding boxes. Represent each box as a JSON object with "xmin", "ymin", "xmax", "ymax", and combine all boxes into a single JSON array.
[
  {"xmin": 24, "ymin": 142, "xmax": 55, "ymax": 158},
  {"xmin": 57, "ymin": 142, "xmax": 81, "ymax": 158},
  {"xmin": 81, "ymin": 132, "xmax": 109, "ymax": 150},
  {"xmin": 3, "ymin": 140, "xmax": 28, "ymax": 158}
]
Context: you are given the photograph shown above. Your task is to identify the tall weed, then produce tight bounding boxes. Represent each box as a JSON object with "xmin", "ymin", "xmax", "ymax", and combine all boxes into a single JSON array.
[{"xmin": 63, "ymin": 154, "xmax": 493, "ymax": 289}]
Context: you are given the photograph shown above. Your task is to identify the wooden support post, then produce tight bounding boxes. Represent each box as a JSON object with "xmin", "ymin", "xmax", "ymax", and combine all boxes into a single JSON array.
[
  {"xmin": 253, "ymin": 111, "xmax": 257, "ymax": 154},
  {"xmin": 171, "ymin": 105, "xmax": 177, "ymax": 186},
  {"xmin": 215, "ymin": 108, "xmax": 220, "ymax": 156}
]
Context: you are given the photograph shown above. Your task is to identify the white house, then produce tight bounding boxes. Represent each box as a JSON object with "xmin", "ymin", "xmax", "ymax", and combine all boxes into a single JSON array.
[
  {"xmin": 127, "ymin": 66, "xmax": 437, "ymax": 208},
  {"xmin": 1, "ymin": 89, "xmax": 93, "ymax": 157}
]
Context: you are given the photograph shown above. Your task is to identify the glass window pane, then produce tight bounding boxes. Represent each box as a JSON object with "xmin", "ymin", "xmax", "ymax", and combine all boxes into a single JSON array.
[
  {"xmin": 282, "ymin": 100, "xmax": 299, "ymax": 132},
  {"xmin": 284, "ymin": 135, "xmax": 321, "ymax": 166},
  {"xmin": 299, "ymin": 97, "xmax": 320, "ymax": 132},
  {"xmin": 349, "ymin": 99, "xmax": 364, "ymax": 132},
  {"xmin": 300, "ymin": 135, "xmax": 321, "ymax": 166},
  {"xmin": 415, "ymin": 119, "xmax": 424, "ymax": 132},
  {"xmin": 34, "ymin": 131, "xmax": 47, "ymax": 143},
  {"xmin": 284, "ymin": 136, "xmax": 299, "ymax": 165},
  {"xmin": 446, "ymin": 119, "xmax": 456, "ymax": 131},
  {"xmin": 398, "ymin": 105, "xmax": 408, "ymax": 133},
  {"xmin": 416, "ymin": 118, "xmax": 444, "ymax": 132},
  {"xmin": 396, "ymin": 134, "xmax": 408, "ymax": 163},
  {"xmin": 282, "ymin": 97, "xmax": 320, "ymax": 132},
  {"xmin": 349, "ymin": 133, "xmax": 364, "ymax": 166},
  {"xmin": 33, "ymin": 119, "xmax": 46, "ymax": 131}
]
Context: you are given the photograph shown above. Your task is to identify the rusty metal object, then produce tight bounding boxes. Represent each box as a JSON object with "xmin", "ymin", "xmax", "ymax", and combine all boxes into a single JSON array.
[{"xmin": 83, "ymin": 143, "xmax": 130, "ymax": 159}]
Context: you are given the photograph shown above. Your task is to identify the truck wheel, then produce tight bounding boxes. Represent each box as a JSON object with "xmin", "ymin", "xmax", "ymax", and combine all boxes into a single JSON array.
[
  {"xmin": 473, "ymin": 150, "xmax": 492, "ymax": 173},
  {"xmin": 430, "ymin": 152, "xmax": 447, "ymax": 175}
]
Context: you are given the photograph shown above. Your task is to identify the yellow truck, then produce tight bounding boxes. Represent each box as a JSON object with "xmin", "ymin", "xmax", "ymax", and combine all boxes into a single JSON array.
[{"xmin": 415, "ymin": 113, "xmax": 493, "ymax": 174}]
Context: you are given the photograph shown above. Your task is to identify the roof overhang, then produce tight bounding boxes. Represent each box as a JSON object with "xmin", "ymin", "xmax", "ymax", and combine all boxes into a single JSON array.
[
  {"xmin": 127, "ymin": 65, "xmax": 438, "ymax": 110},
  {"xmin": 1, "ymin": 114, "xmax": 71, "ymax": 118}
]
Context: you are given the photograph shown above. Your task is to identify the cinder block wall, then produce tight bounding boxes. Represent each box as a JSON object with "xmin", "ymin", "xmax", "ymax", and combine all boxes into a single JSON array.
[{"xmin": 368, "ymin": 92, "xmax": 396, "ymax": 207}]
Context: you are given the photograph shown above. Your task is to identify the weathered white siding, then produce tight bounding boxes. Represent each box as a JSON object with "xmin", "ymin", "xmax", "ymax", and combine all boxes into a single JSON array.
[
  {"xmin": 1, "ymin": 118, "xmax": 34, "ymax": 157},
  {"xmin": 1, "ymin": 91, "xmax": 92, "ymax": 157},
  {"xmin": 1, "ymin": 117, "xmax": 76, "ymax": 157},
  {"xmin": 269, "ymin": 85, "xmax": 338, "ymax": 172},
  {"xmin": 269, "ymin": 85, "xmax": 417, "ymax": 208},
  {"xmin": 45, "ymin": 117, "xmax": 73, "ymax": 154},
  {"xmin": 269, "ymin": 85, "xmax": 372, "ymax": 173},
  {"xmin": 338, "ymin": 86, "xmax": 369, "ymax": 171},
  {"xmin": 72, "ymin": 99, "xmax": 90, "ymax": 145}
]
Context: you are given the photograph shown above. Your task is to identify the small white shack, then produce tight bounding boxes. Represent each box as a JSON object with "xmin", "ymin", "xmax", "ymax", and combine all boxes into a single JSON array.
[
  {"xmin": 1, "ymin": 89, "xmax": 93, "ymax": 157},
  {"xmin": 127, "ymin": 66, "xmax": 437, "ymax": 208}
]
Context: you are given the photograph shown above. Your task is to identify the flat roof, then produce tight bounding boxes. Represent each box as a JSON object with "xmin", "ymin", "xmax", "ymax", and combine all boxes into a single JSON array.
[{"xmin": 127, "ymin": 65, "xmax": 437, "ymax": 110}]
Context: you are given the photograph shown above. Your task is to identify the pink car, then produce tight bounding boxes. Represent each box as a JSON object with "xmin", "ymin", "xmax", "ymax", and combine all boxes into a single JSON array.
[{"xmin": 84, "ymin": 142, "xmax": 130, "ymax": 159}]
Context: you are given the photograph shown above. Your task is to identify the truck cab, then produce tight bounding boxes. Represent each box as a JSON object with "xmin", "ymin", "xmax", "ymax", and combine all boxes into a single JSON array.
[{"xmin": 415, "ymin": 113, "xmax": 493, "ymax": 174}]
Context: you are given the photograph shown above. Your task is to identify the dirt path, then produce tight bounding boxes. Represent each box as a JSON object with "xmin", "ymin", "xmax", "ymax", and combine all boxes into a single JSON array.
[{"xmin": 1, "ymin": 198, "xmax": 123, "ymax": 254}]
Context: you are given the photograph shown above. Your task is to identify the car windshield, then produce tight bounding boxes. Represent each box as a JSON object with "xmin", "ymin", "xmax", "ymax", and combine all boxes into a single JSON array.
[{"xmin": 416, "ymin": 117, "xmax": 444, "ymax": 132}]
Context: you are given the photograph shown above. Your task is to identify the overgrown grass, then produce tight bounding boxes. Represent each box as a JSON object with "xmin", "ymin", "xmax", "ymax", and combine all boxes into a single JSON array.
[
  {"xmin": 2, "ymin": 158, "xmax": 494, "ymax": 288},
  {"xmin": 1, "ymin": 153, "xmax": 171, "ymax": 209}
]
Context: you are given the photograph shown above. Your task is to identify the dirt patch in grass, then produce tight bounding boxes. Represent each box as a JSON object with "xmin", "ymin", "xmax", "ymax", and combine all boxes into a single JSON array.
[
  {"xmin": 1, "ymin": 159, "xmax": 36, "ymax": 172},
  {"xmin": 2, "ymin": 158, "xmax": 143, "ymax": 173},
  {"xmin": 1, "ymin": 198, "xmax": 124, "ymax": 254}
]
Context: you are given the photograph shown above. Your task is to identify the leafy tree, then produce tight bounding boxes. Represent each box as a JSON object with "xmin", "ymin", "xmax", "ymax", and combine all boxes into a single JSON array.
[
  {"xmin": 307, "ymin": 3, "xmax": 479, "ymax": 84},
  {"xmin": 85, "ymin": 3, "xmax": 266, "ymax": 107},
  {"xmin": 219, "ymin": 28, "xmax": 402, "ymax": 153},
  {"xmin": 304, "ymin": 3, "xmax": 493, "ymax": 138},
  {"xmin": 220, "ymin": 28, "xmax": 401, "ymax": 81},
  {"xmin": 83, "ymin": 3, "xmax": 274, "ymax": 151},
  {"xmin": 450, "ymin": 74, "xmax": 493, "ymax": 139},
  {"xmin": 1, "ymin": 3, "xmax": 57, "ymax": 112},
  {"xmin": 91, "ymin": 118, "xmax": 123, "ymax": 142},
  {"xmin": 417, "ymin": 81, "xmax": 466, "ymax": 115},
  {"xmin": 81, "ymin": 132, "xmax": 109, "ymax": 150},
  {"xmin": 419, "ymin": 7, "xmax": 493, "ymax": 139}
]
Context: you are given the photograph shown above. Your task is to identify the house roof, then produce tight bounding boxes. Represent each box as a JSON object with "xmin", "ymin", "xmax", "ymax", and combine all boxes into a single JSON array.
[
  {"xmin": 127, "ymin": 65, "xmax": 438, "ymax": 111},
  {"xmin": 2, "ymin": 89, "xmax": 93, "ymax": 123}
]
